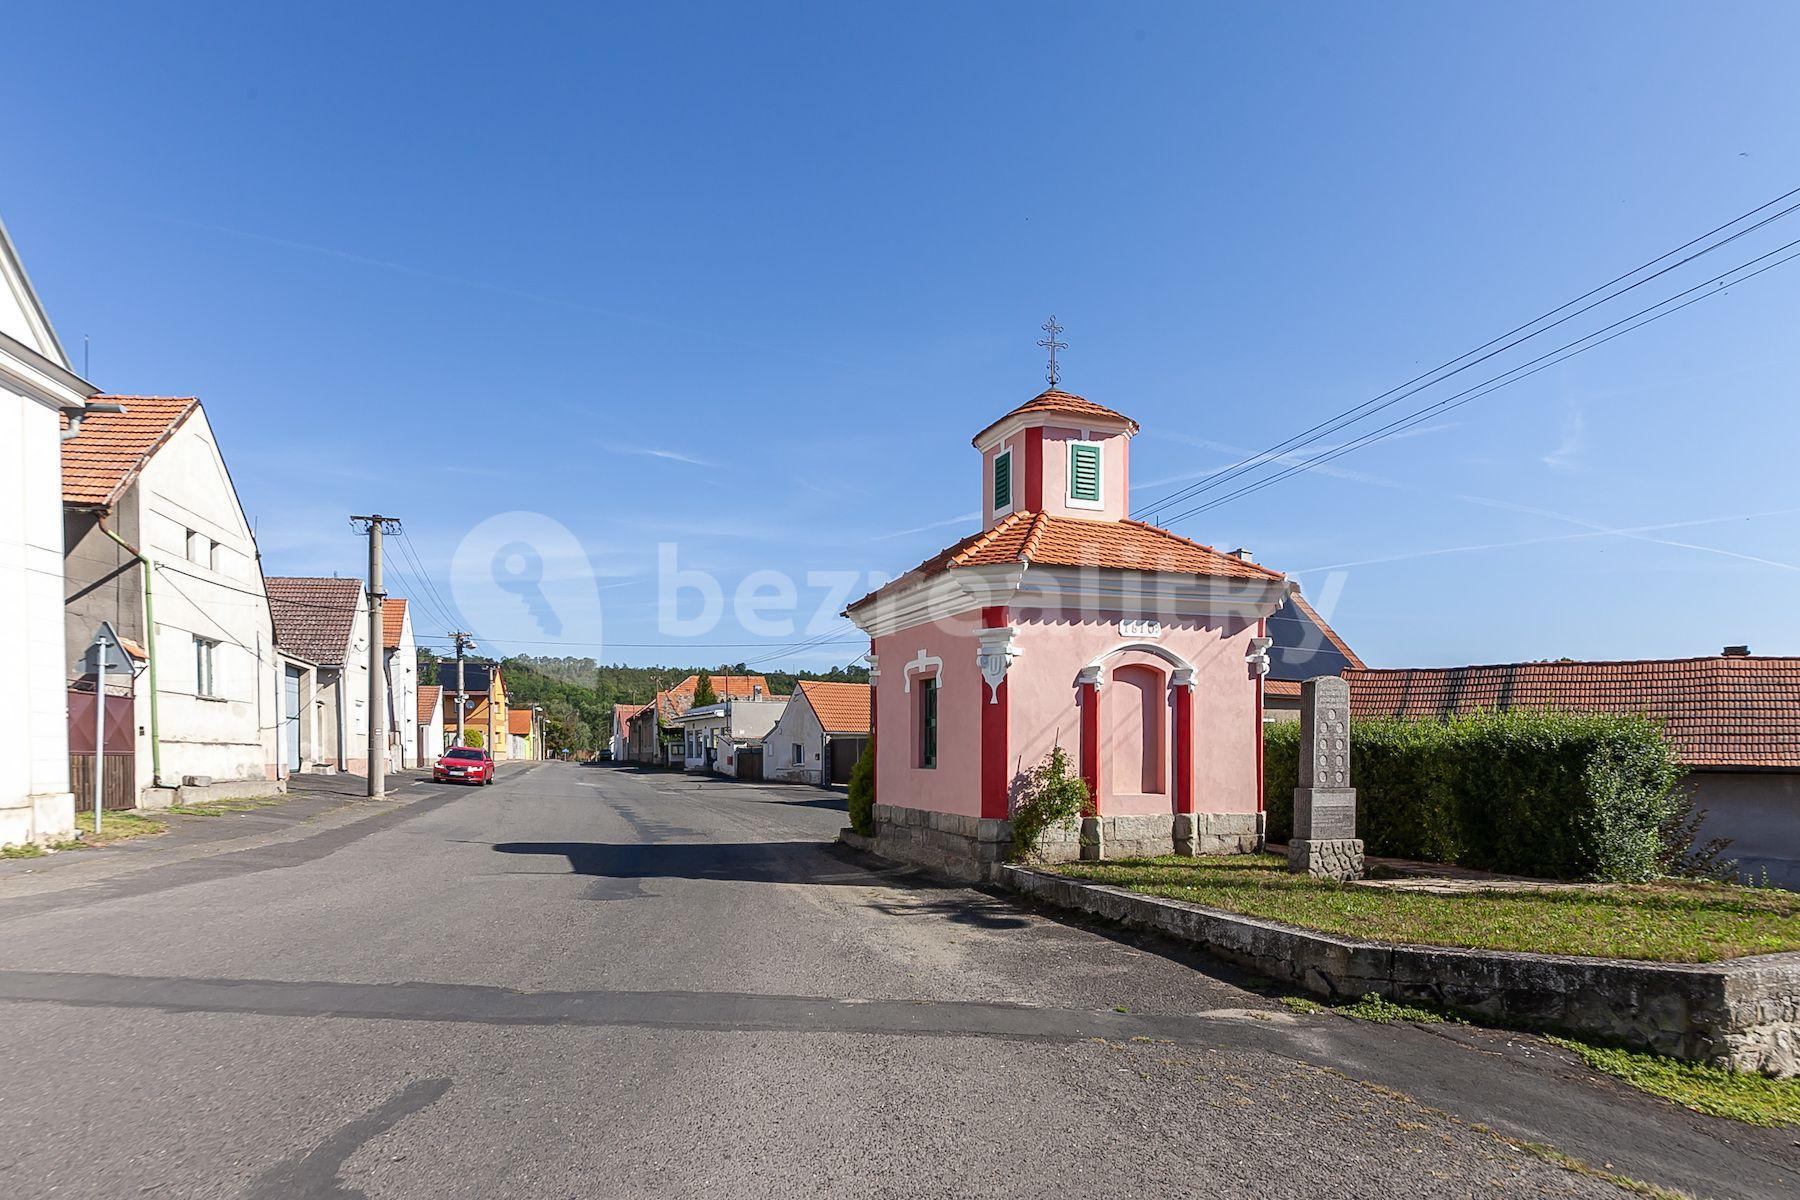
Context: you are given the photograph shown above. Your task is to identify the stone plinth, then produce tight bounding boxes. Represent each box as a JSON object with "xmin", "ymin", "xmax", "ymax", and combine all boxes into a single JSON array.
[
  {"xmin": 1289, "ymin": 838, "xmax": 1364, "ymax": 881},
  {"xmin": 1289, "ymin": 675, "xmax": 1363, "ymax": 880}
]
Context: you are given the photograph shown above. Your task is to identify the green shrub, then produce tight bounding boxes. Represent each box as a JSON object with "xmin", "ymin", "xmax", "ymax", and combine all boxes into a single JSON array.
[
  {"xmin": 1263, "ymin": 709, "xmax": 1685, "ymax": 882},
  {"xmin": 1008, "ymin": 745, "xmax": 1091, "ymax": 862},
  {"xmin": 846, "ymin": 738, "xmax": 875, "ymax": 836},
  {"xmin": 462, "ymin": 728, "xmax": 485, "ymax": 749}
]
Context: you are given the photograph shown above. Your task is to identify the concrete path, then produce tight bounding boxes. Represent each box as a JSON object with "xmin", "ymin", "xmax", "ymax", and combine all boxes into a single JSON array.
[{"xmin": 0, "ymin": 762, "xmax": 1792, "ymax": 1198}]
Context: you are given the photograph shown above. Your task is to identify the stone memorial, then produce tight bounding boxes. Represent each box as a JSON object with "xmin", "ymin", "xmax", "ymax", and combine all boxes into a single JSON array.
[{"xmin": 1287, "ymin": 675, "xmax": 1364, "ymax": 880}]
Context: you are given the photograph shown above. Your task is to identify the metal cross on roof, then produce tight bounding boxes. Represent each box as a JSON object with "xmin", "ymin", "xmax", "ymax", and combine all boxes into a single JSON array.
[{"xmin": 1036, "ymin": 315, "xmax": 1067, "ymax": 387}]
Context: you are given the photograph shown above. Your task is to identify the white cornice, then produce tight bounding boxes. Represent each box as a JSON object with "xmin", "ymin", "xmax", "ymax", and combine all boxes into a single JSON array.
[
  {"xmin": 972, "ymin": 413, "xmax": 1134, "ymax": 456},
  {"xmin": 1, "ymin": 330, "xmax": 95, "ymax": 411},
  {"xmin": 846, "ymin": 562, "xmax": 1290, "ymax": 639}
]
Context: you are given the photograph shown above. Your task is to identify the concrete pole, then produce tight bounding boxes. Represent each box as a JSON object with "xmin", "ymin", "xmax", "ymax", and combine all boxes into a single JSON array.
[
  {"xmin": 352, "ymin": 515, "xmax": 398, "ymax": 798},
  {"xmin": 455, "ymin": 633, "xmax": 468, "ymax": 746},
  {"xmin": 367, "ymin": 520, "xmax": 387, "ymax": 799}
]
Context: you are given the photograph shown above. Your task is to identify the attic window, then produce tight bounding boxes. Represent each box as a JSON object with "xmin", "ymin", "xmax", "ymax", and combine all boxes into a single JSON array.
[
  {"xmin": 993, "ymin": 449, "xmax": 1013, "ymax": 512},
  {"xmin": 1069, "ymin": 442, "xmax": 1102, "ymax": 506}
]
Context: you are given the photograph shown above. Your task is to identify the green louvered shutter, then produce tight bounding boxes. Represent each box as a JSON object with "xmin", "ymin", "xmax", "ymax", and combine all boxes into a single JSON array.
[
  {"xmin": 993, "ymin": 451, "xmax": 1012, "ymax": 510},
  {"xmin": 1070, "ymin": 443, "xmax": 1101, "ymax": 502}
]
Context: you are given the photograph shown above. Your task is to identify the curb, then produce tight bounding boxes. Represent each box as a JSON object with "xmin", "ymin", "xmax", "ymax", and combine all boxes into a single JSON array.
[{"xmin": 996, "ymin": 864, "xmax": 1800, "ymax": 1077}]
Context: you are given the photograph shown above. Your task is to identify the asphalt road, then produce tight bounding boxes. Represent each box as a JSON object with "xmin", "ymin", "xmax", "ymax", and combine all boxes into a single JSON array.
[{"xmin": 0, "ymin": 763, "xmax": 1794, "ymax": 1199}]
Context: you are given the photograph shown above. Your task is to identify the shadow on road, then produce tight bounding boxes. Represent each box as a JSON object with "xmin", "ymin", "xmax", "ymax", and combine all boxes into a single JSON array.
[{"xmin": 493, "ymin": 839, "xmax": 895, "ymax": 890}]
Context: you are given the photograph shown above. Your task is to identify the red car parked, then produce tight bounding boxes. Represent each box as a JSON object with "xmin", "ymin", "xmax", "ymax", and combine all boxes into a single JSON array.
[{"xmin": 434, "ymin": 746, "xmax": 496, "ymax": 785}]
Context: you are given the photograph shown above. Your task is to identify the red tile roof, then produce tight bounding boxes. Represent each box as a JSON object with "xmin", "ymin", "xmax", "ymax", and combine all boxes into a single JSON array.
[
  {"xmin": 1345, "ymin": 656, "xmax": 1800, "ymax": 769},
  {"xmin": 266, "ymin": 577, "xmax": 363, "ymax": 666},
  {"xmin": 417, "ymin": 685, "xmax": 441, "ymax": 724},
  {"xmin": 796, "ymin": 680, "xmax": 871, "ymax": 734},
  {"xmin": 508, "ymin": 710, "xmax": 535, "ymax": 736},
  {"xmin": 1291, "ymin": 591, "xmax": 1364, "ymax": 670},
  {"xmin": 850, "ymin": 511, "xmax": 1282, "ymax": 613},
  {"xmin": 381, "ymin": 598, "xmax": 408, "ymax": 649},
  {"xmin": 60, "ymin": 396, "xmax": 199, "ymax": 507},
  {"xmin": 972, "ymin": 389, "xmax": 1139, "ymax": 446}
]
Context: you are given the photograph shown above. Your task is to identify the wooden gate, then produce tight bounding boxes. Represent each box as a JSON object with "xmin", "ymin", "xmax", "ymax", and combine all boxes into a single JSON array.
[
  {"xmin": 735, "ymin": 746, "xmax": 763, "ymax": 781},
  {"xmin": 68, "ymin": 689, "xmax": 136, "ymax": 811},
  {"xmin": 829, "ymin": 737, "xmax": 866, "ymax": 785}
]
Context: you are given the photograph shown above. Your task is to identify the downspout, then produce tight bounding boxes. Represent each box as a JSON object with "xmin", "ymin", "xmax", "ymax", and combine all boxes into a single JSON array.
[{"xmin": 96, "ymin": 512, "xmax": 163, "ymax": 787}]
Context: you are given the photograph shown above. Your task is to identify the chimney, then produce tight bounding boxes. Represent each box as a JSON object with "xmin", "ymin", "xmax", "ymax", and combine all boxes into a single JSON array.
[
  {"xmin": 1722, "ymin": 645, "xmax": 1750, "ymax": 658},
  {"xmin": 1228, "ymin": 547, "xmax": 1254, "ymax": 563}
]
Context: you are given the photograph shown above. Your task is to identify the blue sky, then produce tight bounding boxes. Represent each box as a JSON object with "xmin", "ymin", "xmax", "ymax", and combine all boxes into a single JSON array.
[{"xmin": 9, "ymin": 2, "xmax": 1799, "ymax": 669}]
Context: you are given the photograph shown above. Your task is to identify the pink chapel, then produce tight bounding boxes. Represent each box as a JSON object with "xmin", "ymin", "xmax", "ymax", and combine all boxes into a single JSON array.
[{"xmin": 844, "ymin": 387, "xmax": 1294, "ymax": 879}]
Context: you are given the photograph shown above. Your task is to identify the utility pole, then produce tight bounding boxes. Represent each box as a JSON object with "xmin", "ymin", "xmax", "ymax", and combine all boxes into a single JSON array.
[
  {"xmin": 351, "ymin": 515, "xmax": 402, "ymax": 798},
  {"xmin": 450, "ymin": 630, "xmax": 475, "ymax": 747}
]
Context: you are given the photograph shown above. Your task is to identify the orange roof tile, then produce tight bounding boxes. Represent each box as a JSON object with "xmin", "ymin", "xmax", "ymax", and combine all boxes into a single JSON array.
[
  {"xmin": 972, "ymin": 389, "xmax": 1139, "ymax": 446},
  {"xmin": 849, "ymin": 511, "xmax": 1282, "ymax": 612},
  {"xmin": 1345, "ymin": 656, "xmax": 1800, "ymax": 770},
  {"xmin": 60, "ymin": 396, "xmax": 199, "ymax": 507},
  {"xmin": 508, "ymin": 710, "xmax": 535, "ymax": 735},
  {"xmin": 417, "ymin": 685, "xmax": 442, "ymax": 723},
  {"xmin": 381, "ymin": 598, "xmax": 408, "ymax": 649},
  {"xmin": 796, "ymin": 680, "xmax": 871, "ymax": 734}
]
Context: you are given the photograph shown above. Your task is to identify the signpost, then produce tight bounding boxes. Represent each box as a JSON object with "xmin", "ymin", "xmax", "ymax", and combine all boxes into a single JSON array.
[{"xmin": 81, "ymin": 622, "xmax": 134, "ymax": 836}]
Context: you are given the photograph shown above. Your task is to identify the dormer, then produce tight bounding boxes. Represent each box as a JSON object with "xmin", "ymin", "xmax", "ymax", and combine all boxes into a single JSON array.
[{"xmin": 971, "ymin": 389, "xmax": 1139, "ymax": 530}]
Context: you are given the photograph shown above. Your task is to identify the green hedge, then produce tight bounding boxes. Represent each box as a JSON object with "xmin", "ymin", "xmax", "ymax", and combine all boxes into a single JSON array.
[{"xmin": 1264, "ymin": 710, "xmax": 1685, "ymax": 882}]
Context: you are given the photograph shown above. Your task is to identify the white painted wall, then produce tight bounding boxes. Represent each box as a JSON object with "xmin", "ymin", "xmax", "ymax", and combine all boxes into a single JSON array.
[
  {"xmin": 764, "ymin": 694, "xmax": 827, "ymax": 785},
  {"xmin": 1, "ymin": 393, "xmax": 77, "ymax": 845},
  {"xmin": 129, "ymin": 407, "xmax": 280, "ymax": 789},
  {"xmin": 386, "ymin": 605, "xmax": 418, "ymax": 769}
]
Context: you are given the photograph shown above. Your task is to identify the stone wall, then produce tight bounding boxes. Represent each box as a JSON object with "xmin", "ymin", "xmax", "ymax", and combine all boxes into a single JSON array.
[{"xmin": 1001, "ymin": 866, "xmax": 1800, "ymax": 1076}]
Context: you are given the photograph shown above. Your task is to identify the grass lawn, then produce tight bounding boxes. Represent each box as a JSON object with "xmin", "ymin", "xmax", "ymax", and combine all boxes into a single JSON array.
[{"xmin": 1050, "ymin": 854, "xmax": 1800, "ymax": 963}]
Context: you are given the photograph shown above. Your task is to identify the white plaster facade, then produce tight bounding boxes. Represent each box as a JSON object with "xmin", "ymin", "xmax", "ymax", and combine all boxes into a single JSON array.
[
  {"xmin": 678, "ymin": 698, "xmax": 788, "ymax": 775},
  {"xmin": 64, "ymin": 402, "xmax": 284, "ymax": 799},
  {"xmin": 384, "ymin": 601, "xmax": 419, "ymax": 770},
  {"xmin": 0, "ymin": 216, "xmax": 95, "ymax": 846}
]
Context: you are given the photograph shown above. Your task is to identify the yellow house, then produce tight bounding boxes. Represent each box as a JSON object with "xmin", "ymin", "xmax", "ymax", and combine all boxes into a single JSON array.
[{"xmin": 435, "ymin": 661, "xmax": 510, "ymax": 760}]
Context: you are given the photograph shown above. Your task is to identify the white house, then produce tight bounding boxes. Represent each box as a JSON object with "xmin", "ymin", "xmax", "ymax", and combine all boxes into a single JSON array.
[
  {"xmin": 382, "ymin": 599, "xmax": 419, "ymax": 769},
  {"xmin": 678, "ymin": 696, "xmax": 788, "ymax": 775},
  {"xmin": 762, "ymin": 680, "xmax": 871, "ymax": 786},
  {"xmin": 267, "ymin": 577, "xmax": 372, "ymax": 776},
  {"xmin": 0, "ymin": 215, "xmax": 97, "ymax": 846},
  {"xmin": 62, "ymin": 396, "xmax": 285, "ymax": 805},
  {"xmin": 417, "ymin": 685, "xmax": 444, "ymax": 766}
]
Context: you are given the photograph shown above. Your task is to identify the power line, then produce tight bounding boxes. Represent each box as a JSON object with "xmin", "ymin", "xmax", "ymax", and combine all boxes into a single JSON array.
[
  {"xmin": 396, "ymin": 528, "xmax": 461, "ymax": 630},
  {"xmin": 1134, "ymin": 184, "xmax": 1800, "ymax": 522},
  {"xmin": 415, "ymin": 631, "xmax": 864, "ymax": 651},
  {"xmin": 1158, "ymin": 236, "xmax": 1800, "ymax": 526}
]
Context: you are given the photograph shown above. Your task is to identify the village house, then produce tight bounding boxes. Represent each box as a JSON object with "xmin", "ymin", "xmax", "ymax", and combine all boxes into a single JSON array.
[
  {"xmin": 763, "ymin": 680, "xmax": 871, "ymax": 786},
  {"xmin": 1345, "ymin": 650, "xmax": 1800, "ymax": 887},
  {"xmin": 435, "ymin": 660, "xmax": 509, "ymax": 757},
  {"xmin": 610, "ymin": 701, "xmax": 647, "ymax": 761},
  {"xmin": 267, "ymin": 577, "xmax": 371, "ymax": 776},
  {"xmin": 417, "ymin": 684, "xmax": 444, "ymax": 765},
  {"xmin": 676, "ymin": 694, "xmax": 787, "ymax": 776},
  {"xmin": 62, "ymin": 395, "xmax": 286, "ymax": 807},
  {"xmin": 507, "ymin": 707, "xmax": 540, "ymax": 760},
  {"xmin": 844, "ymin": 387, "xmax": 1292, "ymax": 879},
  {"xmin": 624, "ymin": 674, "xmax": 774, "ymax": 766},
  {"xmin": 1261, "ymin": 589, "xmax": 1364, "ymax": 721},
  {"xmin": 381, "ymin": 599, "xmax": 419, "ymax": 768},
  {"xmin": 1, "ymin": 215, "xmax": 100, "ymax": 846}
]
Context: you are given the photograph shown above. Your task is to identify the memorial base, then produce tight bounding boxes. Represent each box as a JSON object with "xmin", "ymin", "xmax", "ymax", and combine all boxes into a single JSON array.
[{"xmin": 1288, "ymin": 838, "xmax": 1364, "ymax": 881}]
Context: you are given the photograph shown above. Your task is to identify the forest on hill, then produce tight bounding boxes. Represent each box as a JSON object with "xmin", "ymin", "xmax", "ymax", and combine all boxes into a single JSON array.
[{"xmin": 416, "ymin": 651, "xmax": 868, "ymax": 756}]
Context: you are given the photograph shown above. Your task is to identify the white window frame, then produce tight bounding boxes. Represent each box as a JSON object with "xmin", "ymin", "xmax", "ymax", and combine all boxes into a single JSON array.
[
  {"xmin": 1067, "ymin": 439, "xmax": 1104, "ymax": 510},
  {"xmin": 194, "ymin": 635, "xmax": 221, "ymax": 699},
  {"xmin": 991, "ymin": 447, "xmax": 1015, "ymax": 517}
]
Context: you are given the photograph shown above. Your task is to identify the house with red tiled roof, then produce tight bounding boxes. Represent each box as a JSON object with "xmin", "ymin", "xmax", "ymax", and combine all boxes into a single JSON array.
[
  {"xmin": 621, "ymin": 674, "xmax": 774, "ymax": 766},
  {"xmin": 62, "ymin": 394, "xmax": 288, "ymax": 807},
  {"xmin": 764, "ymin": 681, "xmax": 871, "ymax": 786},
  {"xmin": 1345, "ymin": 649, "xmax": 1800, "ymax": 887},
  {"xmin": 417, "ymin": 685, "xmax": 444, "ymax": 766},
  {"xmin": 381, "ymin": 598, "xmax": 419, "ymax": 768},
  {"xmin": 507, "ymin": 707, "xmax": 541, "ymax": 761},
  {"xmin": 844, "ymin": 386, "xmax": 1292, "ymax": 878},
  {"xmin": 610, "ymin": 702, "xmax": 648, "ymax": 761},
  {"xmin": 2, "ymin": 213, "xmax": 99, "ymax": 846},
  {"xmin": 267, "ymin": 577, "xmax": 370, "ymax": 776}
]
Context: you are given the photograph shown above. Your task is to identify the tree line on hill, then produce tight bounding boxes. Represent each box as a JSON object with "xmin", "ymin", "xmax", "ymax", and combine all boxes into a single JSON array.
[{"xmin": 415, "ymin": 651, "xmax": 868, "ymax": 757}]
